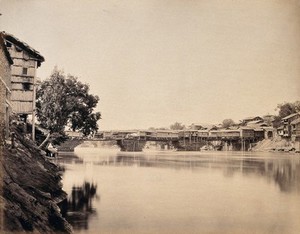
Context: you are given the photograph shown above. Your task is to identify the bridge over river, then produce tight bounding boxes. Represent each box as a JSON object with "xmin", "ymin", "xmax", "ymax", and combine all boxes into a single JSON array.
[{"xmin": 59, "ymin": 128, "xmax": 267, "ymax": 152}]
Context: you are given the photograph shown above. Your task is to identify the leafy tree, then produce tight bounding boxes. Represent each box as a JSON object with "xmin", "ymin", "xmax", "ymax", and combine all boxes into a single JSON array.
[
  {"xmin": 170, "ymin": 122, "xmax": 185, "ymax": 130},
  {"xmin": 272, "ymin": 101, "xmax": 300, "ymax": 128},
  {"xmin": 276, "ymin": 102, "xmax": 296, "ymax": 119},
  {"xmin": 36, "ymin": 69, "xmax": 101, "ymax": 136},
  {"xmin": 222, "ymin": 119, "xmax": 235, "ymax": 128}
]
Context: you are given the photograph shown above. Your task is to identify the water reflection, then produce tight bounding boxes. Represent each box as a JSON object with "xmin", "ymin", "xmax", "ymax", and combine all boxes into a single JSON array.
[
  {"xmin": 59, "ymin": 150, "xmax": 300, "ymax": 233},
  {"xmin": 60, "ymin": 182, "xmax": 98, "ymax": 230},
  {"xmin": 57, "ymin": 153, "xmax": 84, "ymax": 164},
  {"xmin": 60, "ymin": 150, "xmax": 300, "ymax": 194}
]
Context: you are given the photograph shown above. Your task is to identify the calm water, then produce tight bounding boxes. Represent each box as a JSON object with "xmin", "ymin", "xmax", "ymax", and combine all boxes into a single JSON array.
[{"xmin": 58, "ymin": 147, "xmax": 300, "ymax": 234}]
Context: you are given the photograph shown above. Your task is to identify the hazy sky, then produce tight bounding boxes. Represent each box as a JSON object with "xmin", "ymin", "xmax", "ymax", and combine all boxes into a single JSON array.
[{"xmin": 1, "ymin": 0, "xmax": 300, "ymax": 130}]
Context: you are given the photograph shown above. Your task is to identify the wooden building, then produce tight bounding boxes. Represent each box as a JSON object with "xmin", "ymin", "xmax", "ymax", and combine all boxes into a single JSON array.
[
  {"xmin": 2, "ymin": 32, "xmax": 44, "ymax": 120},
  {"xmin": 291, "ymin": 118, "xmax": 300, "ymax": 141},
  {"xmin": 0, "ymin": 32, "xmax": 13, "ymax": 138},
  {"xmin": 281, "ymin": 112, "xmax": 300, "ymax": 138}
]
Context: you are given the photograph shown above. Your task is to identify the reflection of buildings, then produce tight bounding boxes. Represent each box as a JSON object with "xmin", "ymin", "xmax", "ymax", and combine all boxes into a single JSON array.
[
  {"xmin": 227, "ymin": 156, "xmax": 300, "ymax": 193},
  {"xmin": 101, "ymin": 153, "xmax": 300, "ymax": 194},
  {"xmin": 270, "ymin": 159, "xmax": 300, "ymax": 192},
  {"xmin": 59, "ymin": 182, "xmax": 98, "ymax": 231}
]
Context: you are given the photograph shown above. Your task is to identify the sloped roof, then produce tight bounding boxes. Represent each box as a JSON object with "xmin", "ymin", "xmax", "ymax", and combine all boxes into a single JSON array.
[
  {"xmin": 0, "ymin": 32, "xmax": 13, "ymax": 64},
  {"xmin": 248, "ymin": 122, "xmax": 268, "ymax": 127},
  {"xmin": 191, "ymin": 123, "xmax": 217, "ymax": 130},
  {"xmin": 246, "ymin": 120, "xmax": 264, "ymax": 125},
  {"xmin": 2, "ymin": 31, "xmax": 45, "ymax": 65},
  {"xmin": 242, "ymin": 116, "xmax": 263, "ymax": 121},
  {"xmin": 262, "ymin": 127, "xmax": 275, "ymax": 130},
  {"xmin": 291, "ymin": 118, "xmax": 300, "ymax": 125},
  {"xmin": 282, "ymin": 112, "xmax": 300, "ymax": 120},
  {"xmin": 227, "ymin": 126, "xmax": 239, "ymax": 130}
]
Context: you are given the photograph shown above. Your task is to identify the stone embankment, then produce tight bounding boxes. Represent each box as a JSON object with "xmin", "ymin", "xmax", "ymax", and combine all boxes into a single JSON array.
[
  {"xmin": 0, "ymin": 124, "xmax": 72, "ymax": 233},
  {"xmin": 252, "ymin": 136, "xmax": 299, "ymax": 152}
]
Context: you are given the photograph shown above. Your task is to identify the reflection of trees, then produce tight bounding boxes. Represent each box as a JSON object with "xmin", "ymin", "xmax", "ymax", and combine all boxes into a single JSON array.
[
  {"xmin": 243, "ymin": 157, "xmax": 300, "ymax": 193},
  {"xmin": 271, "ymin": 160, "xmax": 300, "ymax": 193},
  {"xmin": 59, "ymin": 182, "xmax": 98, "ymax": 230},
  {"xmin": 77, "ymin": 152, "xmax": 300, "ymax": 195}
]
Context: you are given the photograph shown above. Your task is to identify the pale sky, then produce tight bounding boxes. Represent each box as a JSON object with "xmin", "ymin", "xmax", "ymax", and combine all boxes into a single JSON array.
[{"xmin": 1, "ymin": 0, "xmax": 300, "ymax": 130}]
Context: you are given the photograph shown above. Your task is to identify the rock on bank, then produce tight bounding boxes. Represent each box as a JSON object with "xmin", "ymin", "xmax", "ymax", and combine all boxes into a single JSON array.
[{"xmin": 0, "ymin": 126, "xmax": 72, "ymax": 233}]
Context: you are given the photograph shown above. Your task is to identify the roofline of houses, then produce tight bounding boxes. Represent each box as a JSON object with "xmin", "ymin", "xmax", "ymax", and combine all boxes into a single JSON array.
[
  {"xmin": 282, "ymin": 112, "xmax": 300, "ymax": 120},
  {"xmin": 2, "ymin": 31, "xmax": 45, "ymax": 64}
]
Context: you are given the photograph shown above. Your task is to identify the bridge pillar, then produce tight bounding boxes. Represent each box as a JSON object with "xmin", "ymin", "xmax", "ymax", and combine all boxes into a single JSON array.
[
  {"xmin": 176, "ymin": 139, "xmax": 207, "ymax": 151},
  {"xmin": 116, "ymin": 139, "xmax": 146, "ymax": 152}
]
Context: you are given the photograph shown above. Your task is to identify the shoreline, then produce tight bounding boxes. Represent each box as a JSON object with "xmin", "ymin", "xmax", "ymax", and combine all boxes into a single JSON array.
[{"xmin": 1, "ymin": 125, "xmax": 72, "ymax": 233}]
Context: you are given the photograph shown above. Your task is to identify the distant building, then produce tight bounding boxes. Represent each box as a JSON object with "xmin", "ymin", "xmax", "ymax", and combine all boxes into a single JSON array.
[
  {"xmin": 0, "ymin": 32, "xmax": 13, "ymax": 138},
  {"xmin": 65, "ymin": 130, "xmax": 83, "ymax": 138},
  {"xmin": 2, "ymin": 32, "xmax": 44, "ymax": 121},
  {"xmin": 281, "ymin": 112, "xmax": 300, "ymax": 138},
  {"xmin": 262, "ymin": 114, "xmax": 276, "ymax": 126},
  {"xmin": 291, "ymin": 118, "xmax": 300, "ymax": 141},
  {"xmin": 190, "ymin": 123, "xmax": 217, "ymax": 131},
  {"xmin": 277, "ymin": 125, "xmax": 284, "ymax": 137},
  {"xmin": 241, "ymin": 116, "xmax": 263, "ymax": 125},
  {"xmin": 262, "ymin": 127, "xmax": 275, "ymax": 139}
]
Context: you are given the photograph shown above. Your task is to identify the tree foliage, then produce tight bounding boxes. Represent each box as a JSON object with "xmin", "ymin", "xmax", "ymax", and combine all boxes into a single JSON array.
[
  {"xmin": 222, "ymin": 119, "xmax": 235, "ymax": 128},
  {"xmin": 273, "ymin": 101, "xmax": 300, "ymax": 128},
  {"xmin": 170, "ymin": 122, "xmax": 185, "ymax": 130},
  {"xmin": 36, "ymin": 69, "xmax": 101, "ymax": 136},
  {"xmin": 276, "ymin": 101, "xmax": 300, "ymax": 119}
]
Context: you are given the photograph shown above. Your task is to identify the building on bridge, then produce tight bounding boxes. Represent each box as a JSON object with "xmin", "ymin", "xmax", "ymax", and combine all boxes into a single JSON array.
[
  {"xmin": 241, "ymin": 116, "xmax": 264, "ymax": 125},
  {"xmin": 190, "ymin": 123, "xmax": 217, "ymax": 131}
]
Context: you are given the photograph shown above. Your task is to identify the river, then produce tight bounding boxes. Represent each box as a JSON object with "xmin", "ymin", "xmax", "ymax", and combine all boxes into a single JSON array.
[{"xmin": 57, "ymin": 147, "xmax": 300, "ymax": 234}]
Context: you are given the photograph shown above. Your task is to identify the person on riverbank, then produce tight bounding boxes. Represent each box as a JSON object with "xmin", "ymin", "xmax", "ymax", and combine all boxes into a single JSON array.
[{"xmin": 46, "ymin": 142, "xmax": 57, "ymax": 157}]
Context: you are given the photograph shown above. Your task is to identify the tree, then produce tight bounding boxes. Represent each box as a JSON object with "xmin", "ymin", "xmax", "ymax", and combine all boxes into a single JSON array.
[
  {"xmin": 276, "ymin": 102, "xmax": 296, "ymax": 119},
  {"xmin": 170, "ymin": 122, "xmax": 185, "ymax": 130},
  {"xmin": 222, "ymin": 119, "xmax": 235, "ymax": 128},
  {"xmin": 36, "ymin": 69, "xmax": 101, "ymax": 136},
  {"xmin": 272, "ymin": 101, "xmax": 300, "ymax": 128}
]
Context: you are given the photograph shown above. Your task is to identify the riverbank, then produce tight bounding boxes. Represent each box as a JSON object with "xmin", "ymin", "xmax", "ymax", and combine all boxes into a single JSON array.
[
  {"xmin": 252, "ymin": 136, "xmax": 300, "ymax": 152},
  {"xmin": 0, "ymin": 124, "xmax": 72, "ymax": 233}
]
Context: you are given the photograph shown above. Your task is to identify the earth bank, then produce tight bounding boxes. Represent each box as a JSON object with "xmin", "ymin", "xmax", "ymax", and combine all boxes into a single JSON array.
[{"xmin": 0, "ymin": 124, "xmax": 72, "ymax": 233}]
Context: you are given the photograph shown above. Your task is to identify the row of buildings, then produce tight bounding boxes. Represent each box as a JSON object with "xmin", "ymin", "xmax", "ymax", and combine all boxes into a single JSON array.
[
  {"xmin": 278, "ymin": 112, "xmax": 300, "ymax": 141},
  {"xmin": 192, "ymin": 114, "xmax": 300, "ymax": 142},
  {"xmin": 0, "ymin": 32, "xmax": 44, "ymax": 140}
]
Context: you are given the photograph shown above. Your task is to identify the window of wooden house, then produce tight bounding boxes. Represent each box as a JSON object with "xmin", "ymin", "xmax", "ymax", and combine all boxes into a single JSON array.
[
  {"xmin": 23, "ymin": 52, "xmax": 29, "ymax": 60},
  {"xmin": 22, "ymin": 67, "xmax": 28, "ymax": 75},
  {"xmin": 22, "ymin": 82, "xmax": 31, "ymax": 91},
  {"xmin": 6, "ymin": 41, "xmax": 12, "ymax": 47}
]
